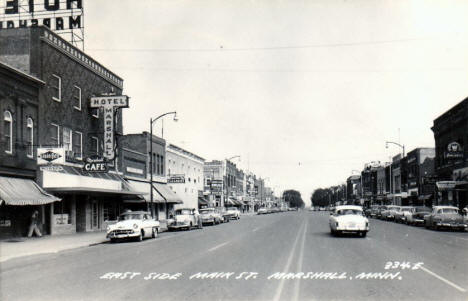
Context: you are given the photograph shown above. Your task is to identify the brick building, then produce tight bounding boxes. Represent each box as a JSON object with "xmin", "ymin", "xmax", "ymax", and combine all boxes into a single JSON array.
[
  {"xmin": 0, "ymin": 27, "xmax": 141, "ymax": 236},
  {"xmin": 0, "ymin": 61, "xmax": 60, "ymax": 237},
  {"xmin": 406, "ymin": 148, "xmax": 435, "ymax": 206}
]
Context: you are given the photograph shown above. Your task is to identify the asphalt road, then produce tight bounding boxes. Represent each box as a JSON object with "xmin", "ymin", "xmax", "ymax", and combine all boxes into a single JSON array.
[{"xmin": 1, "ymin": 211, "xmax": 467, "ymax": 301}]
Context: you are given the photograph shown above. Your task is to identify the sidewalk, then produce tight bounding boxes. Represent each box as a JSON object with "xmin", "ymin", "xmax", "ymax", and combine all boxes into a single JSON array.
[{"xmin": 0, "ymin": 221, "xmax": 169, "ymax": 263}]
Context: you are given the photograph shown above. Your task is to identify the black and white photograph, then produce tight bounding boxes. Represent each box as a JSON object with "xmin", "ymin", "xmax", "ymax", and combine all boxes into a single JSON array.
[{"xmin": 1, "ymin": 1, "xmax": 468, "ymax": 300}]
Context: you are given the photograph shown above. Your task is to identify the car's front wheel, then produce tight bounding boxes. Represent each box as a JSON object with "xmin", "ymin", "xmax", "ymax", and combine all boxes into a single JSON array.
[{"xmin": 137, "ymin": 230, "xmax": 144, "ymax": 242}]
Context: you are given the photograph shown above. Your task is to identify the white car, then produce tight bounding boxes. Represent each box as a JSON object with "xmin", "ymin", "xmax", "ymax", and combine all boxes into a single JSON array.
[
  {"xmin": 168, "ymin": 208, "xmax": 203, "ymax": 231},
  {"xmin": 226, "ymin": 207, "xmax": 241, "ymax": 220},
  {"xmin": 106, "ymin": 211, "xmax": 160, "ymax": 242},
  {"xmin": 329, "ymin": 205, "xmax": 369, "ymax": 237}
]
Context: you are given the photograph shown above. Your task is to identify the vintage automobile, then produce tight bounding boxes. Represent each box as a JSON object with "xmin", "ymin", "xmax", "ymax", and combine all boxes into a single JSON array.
[
  {"xmin": 394, "ymin": 206, "xmax": 415, "ymax": 223},
  {"xmin": 168, "ymin": 208, "xmax": 203, "ymax": 231},
  {"xmin": 376, "ymin": 205, "xmax": 388, "ymax": 219},
  {"xmin": 381, "ymin": 205, "xmax": 401, "ymax": 221},
  {"xmin": 329, "ymin": 205, "xmax": 369, "ymax": 237},
  {"xmin": 406, "ymin": 206, "xmax": 432, "ymax": 226},
  {"xmin": 106, "ymin": 211, "xmax": 159, "ymax": 242},
  {"xmin": 200, "ymin": 208, "xmax": 223, "ymax": 225},
  {"xmin": 424, "ymin": 206, "xmax": 467, "ymax": 231},
  {"xmin": 226, "ymin": 207, "xmax": 241, "ymax": 219},
  {"xmin": 218, "ymin": 207, "xmax": 231, "ymax": 222},
  {"xmin": 257, "ymin": 208, "xmax": 268, "ymax": 215},
  {"xmin": 369, "ymin": 205, "xmax": 380, "ymax": 218}
]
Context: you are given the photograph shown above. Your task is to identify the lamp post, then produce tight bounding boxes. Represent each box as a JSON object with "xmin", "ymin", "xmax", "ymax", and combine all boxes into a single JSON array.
[
  {"xmin": 386, "ymin": 141, "xmax": 405, "ymax": 205},
  {"xmin": 149, "ymin": 111, "xmax": 177, "ymax": 219}
]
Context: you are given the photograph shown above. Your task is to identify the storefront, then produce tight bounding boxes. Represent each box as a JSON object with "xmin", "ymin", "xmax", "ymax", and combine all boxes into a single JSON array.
[
  {"xmin": 38, "ymin": 165, "xmax": 144, "ymax": 235},
  {"xmin": 0, "ymin": 176, "xmax": 60, "ymax": 238}
]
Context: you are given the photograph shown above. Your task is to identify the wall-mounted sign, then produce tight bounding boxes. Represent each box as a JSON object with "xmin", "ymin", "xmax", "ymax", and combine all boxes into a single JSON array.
[
  {"xmin": 83, "ymin": 156, "xmax": 108, "ymax": 173},
  {"xmin": 445, "ymin": 142, "xmax": 464, "ymax": 159},
  {"xmin": 89, "ymin": 95, "xmax": 129, "ymax": 160},
  {"xmin": 436, "ymin": 181, "xmax": 456, "ymax": 190},
  {"xmin": 37, "ymin": 147, "xmax": 64, "ymax": 165},
  {"xmin": 40, "ymin": 165, "xmax": 64, "ymax": 172},
  {"xmin": 168, "ymin": 174, "xmax": 185, "ymax": 184}
]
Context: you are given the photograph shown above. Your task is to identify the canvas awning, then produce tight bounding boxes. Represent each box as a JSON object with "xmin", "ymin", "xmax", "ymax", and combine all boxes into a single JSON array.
[
  {"xmin": 41, "ymin": 165, "xmax": 143, "ymax": 197},
  {"xmin": 418, "ymin": 194, "xmax": 432, "ymax": 201},
  {"xmin": 0, "ymin": 176, "xmax": 61, "ymax": 206},
  {"xmin": 152, "ymin": 183, "xmax": 183, "ymax": 204},
  {"xmin": 198, "ymin": 197, "xmax": 209, "ymax": 205}
]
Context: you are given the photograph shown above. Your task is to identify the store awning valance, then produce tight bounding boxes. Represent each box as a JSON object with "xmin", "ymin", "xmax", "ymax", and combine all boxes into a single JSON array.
[
  {"xmin": 153, "ymin": 183, "xmax": 183, "ymax": 204},
  {"xmin": 0, "ymin": 176, "xmax": 61, "ymax": 206},
  {"xmin": 41, "ymin": 165, "xmax": 143, "ymax": 196}
]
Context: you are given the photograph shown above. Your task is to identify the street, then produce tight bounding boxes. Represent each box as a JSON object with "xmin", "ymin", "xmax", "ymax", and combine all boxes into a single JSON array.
[{"xmin": 1, "ymin": 211, "xmax": 467, "ymax": 301}]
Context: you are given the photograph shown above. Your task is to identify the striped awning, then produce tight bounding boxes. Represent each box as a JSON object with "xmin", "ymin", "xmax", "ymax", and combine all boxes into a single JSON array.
[{"xmin": 0, "ymin": 176, "xmax": 61, "ymax": 206}]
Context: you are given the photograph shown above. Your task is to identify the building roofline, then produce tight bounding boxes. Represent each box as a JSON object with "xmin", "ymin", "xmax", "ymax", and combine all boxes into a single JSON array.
[{"xmin": 0, "ymin": 60, "xmax": 45, "ymax": 85}]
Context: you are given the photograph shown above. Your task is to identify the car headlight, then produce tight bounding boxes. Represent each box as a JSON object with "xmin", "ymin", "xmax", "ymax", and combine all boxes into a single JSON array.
[{"xmin": 133, "ymin": 224, "xmax": 138, "ymax": 229}]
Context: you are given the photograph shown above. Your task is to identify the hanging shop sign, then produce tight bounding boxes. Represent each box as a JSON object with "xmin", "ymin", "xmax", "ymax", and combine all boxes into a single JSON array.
[
  {"xmin": 37, "ymin": 147, "xmax": 64, "ymax": 165},
  {"xmin": 83, "ymin": 156, "xmax": 108, "ymax": 173},
  {"xmin": 89, "ymin": 95, "xmax": 129, "ymax": 160},
  {"xmin": 445, "ymin": 142, "xmax": 464, "ymax": 159},
  {"xmin": 168, "ymin": 174, "xmax": 185, "ymax": 184},
  {"xmin": 0, "ymin": 0, "xmax": 83, "ymax": 31}
]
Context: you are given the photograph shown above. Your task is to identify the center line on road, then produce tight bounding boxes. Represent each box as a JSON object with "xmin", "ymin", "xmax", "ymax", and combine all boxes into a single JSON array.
[
  {"xmin": 208, "ymin": 242, "xmax": 229, "ymax": 252},
  {"xmin": 420, "ymin": 266, "xmax": 467, "ymax": 293},
  {"xmin": 273, "ymin": 220, "xmax": 307, "ymax": 301},
  {"xmin": 292, "ymin": 219, "xmax": 308, "ymax": 301}
]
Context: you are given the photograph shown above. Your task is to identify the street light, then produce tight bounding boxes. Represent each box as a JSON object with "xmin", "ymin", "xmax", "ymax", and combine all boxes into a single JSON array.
[
  {"xmin": 385, "ymin": 141, "xmax": 405, "ymax": 158},
  {"xmin": 149, "ymin": 111, "xmax": 177, "ymax": 219}
]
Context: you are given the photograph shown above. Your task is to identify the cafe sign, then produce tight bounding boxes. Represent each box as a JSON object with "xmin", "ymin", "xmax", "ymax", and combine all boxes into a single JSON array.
[
  {"xmin": 89, "ymin": 95, "xmax": 129, "ymax": 160},
  {"xmin": 83, "ymin": 156, "xmax": 108, "ymax": 173}
]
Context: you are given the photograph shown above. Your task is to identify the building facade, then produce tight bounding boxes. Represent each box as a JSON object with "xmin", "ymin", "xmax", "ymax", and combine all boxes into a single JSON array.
[{"xmin": 406, "ymin": 148, "xmax": 435, "ymax": 206}]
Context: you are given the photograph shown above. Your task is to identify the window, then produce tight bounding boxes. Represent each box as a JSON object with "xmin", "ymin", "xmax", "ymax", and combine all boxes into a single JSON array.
[
  {"xmin": 27, "ymin": 118, "xmax": 33, "ymax": 158},
  {"xmin": 50, "ymin": 123, "xmax": 60, "ymax": 146},
  {"xmin": 73, "ymin": 131, "xmax": 82, "ymax": 159},
  {"xmin": 4, "ymin": 111, "xmax": 12, "ymax": 154},
  {"xmin": 90, "ymin": 136, "xmax": 99, "ymax": 155},
  {"xmin": 73, "ymin": 86, "xmax": 81, "ymax": 110},
  {"xmin": 92, "ymin": 108, "xmax": 99, "ymax": 118},
  {"xmin": 63, "ymin": 127, "xmax": 72, "ymax": 151},
  {"xmin": 51, "ymin": 74, "xmax": 61, "ymax": 102}
]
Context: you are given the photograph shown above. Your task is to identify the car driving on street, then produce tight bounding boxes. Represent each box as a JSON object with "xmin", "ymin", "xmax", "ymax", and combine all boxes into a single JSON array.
[
  {"xmin": 329, "ymin": 205, "xmax": 369, "ymax": 237},
  {"xmin": 199, "ymin": 208, "xmax": 223, "ymax": 225},
  {"xmin": 225, "ymin": 207, "xmax": 241, "ymax": 220},
  {"xmin": 106, "ymin": 211, "xmax": 160, "ymax": 242}
]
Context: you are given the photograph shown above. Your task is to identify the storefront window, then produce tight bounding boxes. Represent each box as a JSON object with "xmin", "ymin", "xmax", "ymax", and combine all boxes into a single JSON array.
[
  {"xmin": 103, "ymin": 202, "xmax": 119, "ymax": 221},
  {"xmin": 53, "ymin": 201, "xmax": 71, "ymax": 224}
]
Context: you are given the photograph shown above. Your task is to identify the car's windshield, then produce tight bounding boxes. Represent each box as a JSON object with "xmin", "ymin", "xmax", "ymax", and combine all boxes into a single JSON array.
[
  {"xmin": 200, "ymin": 209, "xmax": 213, "ymax": 214},
  {"xmin": 118, "ymin": 214, "xmax": 143, "ymax": 221},
  {"xmin": 401, "ymin": 208, "xmax": 413, "ymax": 212},
  {"xmin": 442, "ymin": 208, "xmax": 458, "ymax": 214},
  {"xmin": 415, "ymin": 207, "xmax": 431, "ymax": 212},
  {"xmin": 336, "ymin": 209, "xmax": 362, "ymax": 215},
  {"xmin": 227, "ymin": 207, "xmax": 237, "ymax": 211},
  {"xmin": 176, "ymin": 209, "xmax": 192, "ymax": 215}
]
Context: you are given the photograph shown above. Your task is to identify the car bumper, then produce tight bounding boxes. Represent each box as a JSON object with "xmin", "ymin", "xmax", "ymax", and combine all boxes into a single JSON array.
[
  {"xmin": 435, "ymin": 222, "xmax": 467, "ymax": 229},
  {"xmin": 107, "ymin": 230, "xmax": 139, "ymax": 239},
  {"xmin": 201, "ymin": 217, "xmax": 215, "ymax": 223}
]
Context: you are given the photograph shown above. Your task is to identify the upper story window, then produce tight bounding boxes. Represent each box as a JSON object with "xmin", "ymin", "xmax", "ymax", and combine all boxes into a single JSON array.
[
  {"xmin": 4, "ymin": 111, "xmax": 12, "ymax": 154},
  {"xmin": 90, "ymin": 136, "xmax": 99, "ymax": 155},
  {"xmin": 27, "ymin": 117, "xmax": 33, "ymax": 158},
  {"xmin": 73, "ymin": 86, "xmax": 81, "ymax": 111},
  {"xmin": 63, "ymin": 127, "xmax": 72, "ymax": 151},
  {"xmin": 73, "ymin": 131, "xmax": 82, "ymax": 160},
  {"xmin": 50, "ymin": 123, "xmax": 60, "ymax": 146},
  {"xmin": 92, "ymin": 108, "xmax": 99, "ymax": 118},
  {"xmin": 51, "ymin": 74, "xmax": 61, "ymax": 102}
]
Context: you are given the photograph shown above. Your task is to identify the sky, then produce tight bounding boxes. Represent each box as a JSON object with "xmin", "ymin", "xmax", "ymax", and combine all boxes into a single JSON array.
[{"xmin": 82, "ymin": 0, "xmax": 468, "ymax": 205}]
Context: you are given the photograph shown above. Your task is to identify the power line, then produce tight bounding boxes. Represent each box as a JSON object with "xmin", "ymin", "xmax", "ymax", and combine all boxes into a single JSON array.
[{"xmin": 87, "ymin": 37, "xmax": 434, "ymax": 53}]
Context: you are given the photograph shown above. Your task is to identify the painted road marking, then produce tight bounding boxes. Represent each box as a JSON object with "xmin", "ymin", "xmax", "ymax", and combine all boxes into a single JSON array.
[
  {"xmin": 273, "ymin": 220, "xmax": 306, "ymax": 301},
  {"xmin": 292, "ymin": 219, "xmax": 308, "ymax": 301},
  {"xmin": 420, "ymin": 266, "xmax": 466, "ymax": 293},
  {"xmin": 208, "ymin": 242, "xmax": 229, "ymax": 252}
]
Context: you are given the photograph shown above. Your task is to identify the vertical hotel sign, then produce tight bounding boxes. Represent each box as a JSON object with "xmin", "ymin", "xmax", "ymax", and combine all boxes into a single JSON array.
[{"xmin": 90, "ymin": 95, "xmax": 129, "ymax": 160}]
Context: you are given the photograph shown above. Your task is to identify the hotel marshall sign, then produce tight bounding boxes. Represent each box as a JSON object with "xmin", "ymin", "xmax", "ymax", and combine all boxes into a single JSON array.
[{"xmin": 90, "ymin": 95, "xmax": 129, "ymax": 161}]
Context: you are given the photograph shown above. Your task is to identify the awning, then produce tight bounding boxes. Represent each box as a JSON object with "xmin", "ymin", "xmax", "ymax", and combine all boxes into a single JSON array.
[
  {"xmin": 0, "ymin": 176, "xmax": 61, "ymax": 206},
  {"xmin": 152, "ymin": 183, "xmax": 183, "ymax": 204},
  {"xmin": 41, "ymin": 165, "xmax": 143, "ymax": 196},
  {"xmin": 198, "ymin": 197, "xmax": 209, "ymax": 206},
  {"xmin": 225, "ymin": 198, "xmax": 235, "ymax": 205},
  {"xmin": 418, "ymin": 194, "xmax": 432, "ymax": 201},
  {"xmin": 126, "ymin": 180, "xmax": 163, "ymax": 203}
]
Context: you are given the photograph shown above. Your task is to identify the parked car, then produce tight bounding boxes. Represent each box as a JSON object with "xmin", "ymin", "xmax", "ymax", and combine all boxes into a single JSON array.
[
  {"xmin": 376, "ymin": 205, "xmax": 388, "ymax": 219},
  {"xmin": 329, "ymin": 205, "xmax": 369, "ymax": 237},
  {"xmin": 258, "ymin": 208, "xmax": 268, "ymax": 215},
  {"xmin": 369, "ymin": 205, "xmax": 380, "ymax": 218},
  {"xmin": 106, "ymin": 211, "xmax": 159, "ymax": 242},
  {"xmin": 219, "ymin": 207, "xmax": 231, "ymax": 222},
  {"xmin": 168, "ymin": 208, "xmax": 202, "ymax": 231},
  {"xmin": 226, "ymin": 207, "xmax": 241, "ymax": 219},
  {"xmin": 199, "ymin": 208, "xmax": 223, "ymax": 225},
  {"xmin": 424, "ymin": 206, "xmax": 467, "ymax": 231},
  {"xmin": 381, "ymin": 205, "xmax": 401, "ymax": 221},
  {"xmin": 406, "ymin": 206, "xmax": 432, "ymax": 226},
  {"xmin": 394, "ymin": 206, "xmax": 415, "ymax": 223}
]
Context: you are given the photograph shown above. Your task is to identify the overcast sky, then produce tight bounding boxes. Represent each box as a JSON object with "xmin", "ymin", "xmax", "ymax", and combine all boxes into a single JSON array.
[{"xmin": 83, "ymin": 0, "xmax": 468, "ymax": 204}]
